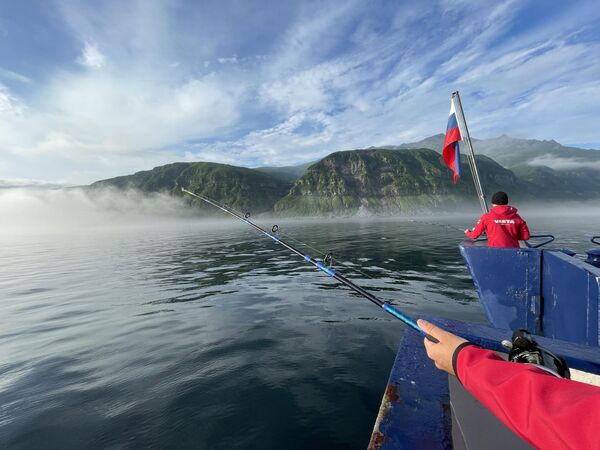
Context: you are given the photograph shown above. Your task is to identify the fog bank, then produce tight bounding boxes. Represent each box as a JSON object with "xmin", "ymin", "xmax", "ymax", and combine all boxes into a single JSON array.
[
  {"xmin": 0, "ymin": 187, "xmax": 196, "ymax": 233},
  {"xmin": 2, "ymin": 186, "xmax": 599, "ymax": 236}
]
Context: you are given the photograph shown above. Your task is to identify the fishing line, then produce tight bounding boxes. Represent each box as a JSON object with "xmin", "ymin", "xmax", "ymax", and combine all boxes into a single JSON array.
[
  {"xmin": 186, "ymin": 191, "xmax": 380, "ymax": 281},
  {"xmin": 181, "ymin": 187, "xmax": 439, "ymax": 343},
  {"xmin": 274, "ymin": 229, "xmax": 379, "ymax": 281},
  {"xmin": 409, "ymin": 219, "xmax": 466, "ymax": 233}
]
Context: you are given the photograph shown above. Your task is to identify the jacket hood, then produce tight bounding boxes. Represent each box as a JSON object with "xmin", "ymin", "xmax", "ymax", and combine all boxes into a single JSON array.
[{"xmin": 491, "ymin": 204, "xmax": 518, "ymax": 218}]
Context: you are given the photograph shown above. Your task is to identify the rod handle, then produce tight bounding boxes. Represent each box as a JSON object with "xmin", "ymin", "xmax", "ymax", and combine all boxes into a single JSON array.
[
  {"xmin": 425, "ymin": 334, "xmax": 440, "ymax": 344},
  {"xmin": 382, "ymin": 304, "xmax": 440, "ymax": 342}
]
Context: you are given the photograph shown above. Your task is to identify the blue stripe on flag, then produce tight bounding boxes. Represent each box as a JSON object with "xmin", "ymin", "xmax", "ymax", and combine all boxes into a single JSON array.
[
  {"xmin": 446, "ymin": 113, "xmax": 458, "ymax": 133},
  {"xmin": 455, "ymin": 142, "xmax": 461, "ymax": 176}
]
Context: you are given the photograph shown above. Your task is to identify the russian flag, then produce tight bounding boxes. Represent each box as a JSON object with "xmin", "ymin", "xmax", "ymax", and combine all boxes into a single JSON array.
[{"xmin": 442, "ymin": 101, "xmax": 462, "ymax": 183}]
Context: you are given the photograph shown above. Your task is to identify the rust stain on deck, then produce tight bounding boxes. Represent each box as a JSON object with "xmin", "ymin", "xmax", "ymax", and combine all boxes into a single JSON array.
[{"xmin": 368, "ymin": 383, "xmax": 400, "ymax": 450}]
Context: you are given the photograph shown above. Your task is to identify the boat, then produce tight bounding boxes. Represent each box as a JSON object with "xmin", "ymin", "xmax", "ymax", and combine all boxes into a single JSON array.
[
  {"xmin": 368, "ymin": 236, "xmax": 600, "ymax": 449},
  {"xmin": 461, "ymin": 235, "xmax": 600, "ymax": 346}
]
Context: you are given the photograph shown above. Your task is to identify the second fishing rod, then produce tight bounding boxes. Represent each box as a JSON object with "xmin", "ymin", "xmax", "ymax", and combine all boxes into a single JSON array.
[{"xmin": 181, "ymin": 187, "xmax": 439, "ymax": 343}]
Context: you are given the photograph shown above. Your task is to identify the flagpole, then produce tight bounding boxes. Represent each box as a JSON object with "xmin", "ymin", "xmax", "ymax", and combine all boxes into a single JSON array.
[{"xmin": 451, "ymin": 91, "xmax": 489, "ymax": 213}]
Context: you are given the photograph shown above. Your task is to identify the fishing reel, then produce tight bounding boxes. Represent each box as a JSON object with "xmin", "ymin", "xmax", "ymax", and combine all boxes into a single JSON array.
[
  {"xmin": 323, "ymin": 253, "xmax": 335, "ymax": 268},
  {"xmin": 502, "ymin": 329, "xmax": 570, "ymax": 379}
]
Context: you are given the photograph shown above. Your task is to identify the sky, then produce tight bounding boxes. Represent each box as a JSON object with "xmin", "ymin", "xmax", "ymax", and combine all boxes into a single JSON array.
[{"xmin": 1, "ymin": 0, "xmax": 599, "ymax": 184}]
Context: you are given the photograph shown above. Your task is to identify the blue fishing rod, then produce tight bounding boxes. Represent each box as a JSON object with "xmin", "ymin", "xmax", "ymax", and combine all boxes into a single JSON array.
[{"xmin": 181, "ymin": 188, "xmax": 439, "ymax": 343}]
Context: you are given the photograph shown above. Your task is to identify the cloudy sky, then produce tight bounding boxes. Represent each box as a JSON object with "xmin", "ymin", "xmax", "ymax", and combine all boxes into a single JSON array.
[{"xmin": 1, "ymin": 0, "xmax": 599, "ymax": 184}]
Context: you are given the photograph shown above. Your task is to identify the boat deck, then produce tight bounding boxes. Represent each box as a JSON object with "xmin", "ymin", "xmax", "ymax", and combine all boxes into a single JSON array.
[{"xmin": 368, "ymin": 317, "xmax": 600, "ymax": 449}]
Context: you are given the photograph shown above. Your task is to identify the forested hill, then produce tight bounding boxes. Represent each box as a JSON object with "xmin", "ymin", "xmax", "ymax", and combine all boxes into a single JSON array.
[
  {"xmin": 90, "ymin": 162, "xmax": 291, "ymax": 214},
  {"xmin": 273, "ymin": 148, "xmax": 529, "ymax": 216}
]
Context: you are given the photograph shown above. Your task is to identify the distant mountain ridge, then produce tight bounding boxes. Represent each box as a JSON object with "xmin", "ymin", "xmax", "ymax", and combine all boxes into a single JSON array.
[
  {"xmin": 396, "ymin": 134, "xmax": 600, "ymax": 169},
  {"xmin": 90, "ymin": 135, "xmax": 600, "ymax": 217},
  {"xmin": 394, "ymin": 134, "xmax": 600, "ymax": 203},
  {"xmin": 0, "ymin": 179, "xmax": 68, "ymax": 189}
]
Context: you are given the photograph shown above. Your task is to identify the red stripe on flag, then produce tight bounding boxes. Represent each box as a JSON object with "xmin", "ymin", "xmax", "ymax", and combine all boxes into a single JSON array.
[
  {"xmin": 443, "ymin": 127, "xmax": 461, "ymax": 149},
  {"xmin": 442, "ymin": 126, "xmax": 461, "ymax": 184}
]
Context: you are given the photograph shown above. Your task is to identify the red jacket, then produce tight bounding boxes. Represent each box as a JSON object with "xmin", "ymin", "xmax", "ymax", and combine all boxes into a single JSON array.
[
  {"xmin": 456, "ymin": 345, "xmax": 600, "ymax": 449},
  {"xmin": 465, "ymin": 205, "xmax": 530, "ymax": 248}
]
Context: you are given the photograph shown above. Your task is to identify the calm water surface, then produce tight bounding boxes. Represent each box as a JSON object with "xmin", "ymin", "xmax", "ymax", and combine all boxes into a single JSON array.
[{"xmin": 1, "ymin": 214, "xmax": 598, "ymax": 449}]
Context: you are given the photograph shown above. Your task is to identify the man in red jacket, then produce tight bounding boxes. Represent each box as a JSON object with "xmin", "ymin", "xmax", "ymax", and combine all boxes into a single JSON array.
[
  {"xmin": 465, "ymin": 191, "xmax": 530, "ymax": 248},
  {"xmin": 419, "ymin": 319, "xmax": 600, "ymax": 449}
]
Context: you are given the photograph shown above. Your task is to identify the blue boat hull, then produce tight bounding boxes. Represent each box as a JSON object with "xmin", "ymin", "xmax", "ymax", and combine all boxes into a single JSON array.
[{"xmin": 460, "ymin": 242, "xmax": 600, "ymax": 346}]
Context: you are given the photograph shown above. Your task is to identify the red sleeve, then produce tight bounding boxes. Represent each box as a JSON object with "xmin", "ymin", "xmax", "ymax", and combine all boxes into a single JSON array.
[
  {"xmin": 456, "ymin": 346, "xmax": 600, "ymax": 449},
  {"xmin": 519, "ymin": 220, "xmax": 530, "ymax": 240},
  {"xmin": 465, "ymin": 214, "xmax": 487, "ymax": 239}
]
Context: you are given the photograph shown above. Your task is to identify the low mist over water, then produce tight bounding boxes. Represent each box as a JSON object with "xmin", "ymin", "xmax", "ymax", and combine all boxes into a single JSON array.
[
  {"xmin": 0, "ymin": 187, "xmax": 195, "ymax": 233},
  {"xmin": 1, "ymin": 189, "xmax": 599, "ymax": 449}
]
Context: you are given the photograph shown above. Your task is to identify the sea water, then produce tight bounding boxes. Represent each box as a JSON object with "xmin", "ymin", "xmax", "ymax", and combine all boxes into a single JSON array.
[{"xmin": 0, "ymin": 214, "xmax": 598, "ymax": 449}]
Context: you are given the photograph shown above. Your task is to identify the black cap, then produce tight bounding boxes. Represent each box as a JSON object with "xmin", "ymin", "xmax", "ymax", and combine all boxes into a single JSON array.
[{"xmin": 491, "ymin": 191, "xmax": 508, "ymax": 205}]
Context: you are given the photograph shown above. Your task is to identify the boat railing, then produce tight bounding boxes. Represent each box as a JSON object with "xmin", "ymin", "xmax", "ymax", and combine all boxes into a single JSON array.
[
  {"xmin": 525, "ymin": 234, "xmax": 555, "ymax": 248},
  {"xmin": 465, "ymin": 234, "xmax": 556, "ymax": 249}
]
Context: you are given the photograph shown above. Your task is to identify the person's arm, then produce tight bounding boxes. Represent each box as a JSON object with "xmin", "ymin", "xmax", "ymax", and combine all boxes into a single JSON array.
[
  {"xmin": 519, "ymin": 220, "xmax": 530, "ymax": 240},
  {"xmin": 419, "ymin": 320, "xmax": 600, "ymax": 450},
  {"xmin": 457, "ymin": 346, "xmax": 600, "ymax": 449},
  {"xmin": 465, "ymin": 215, "xmax": 486, "ymax": 239}
]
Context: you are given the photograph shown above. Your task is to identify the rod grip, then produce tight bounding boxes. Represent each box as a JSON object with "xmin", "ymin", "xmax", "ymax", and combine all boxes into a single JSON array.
[{"xmin": 425, "ymin": 333, "xmax": 440, "ymax": 344}]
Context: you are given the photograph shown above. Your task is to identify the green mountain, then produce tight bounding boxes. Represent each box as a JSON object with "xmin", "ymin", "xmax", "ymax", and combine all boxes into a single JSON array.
[
  {"xmin": 511, "ymin": 165, "xmax": 600, "ymax": 199},
  {"xmin": 90, "ymin": 162, "xmax": 291, "ymax": 214},
  {"xmin": 89, "ymin": 135, "xmax": 600, "ymax": 218},
  {"xmin": 254, "ymin": 161, "xmax": 314, "ymax": 183},
  {"xmin": 274, "ymin": 148, "xmax": 528, "ymax": 216}
]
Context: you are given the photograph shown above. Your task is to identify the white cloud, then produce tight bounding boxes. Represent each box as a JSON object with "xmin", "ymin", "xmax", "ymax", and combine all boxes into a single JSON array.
[
  {"xmin": 0, "ymin": 68, "xmax": 32, "ymax": 84},
  {"xmin": 77, "ymin": 41, "xmax": 106, "ymax": 68},
  {"xmin": 0, "ymin": 84, "xmax": 25, "ymax": 115},
  {"xmin": 528, "ymin": 154, "xmax": 600, "ymax": 171},
  {"xmin": 3, "ymin": 70, "xmax": 241, "ymax": 160},
  {"xmin": 184, "ymin": 112, "xmax": 335, "ymax": 167},
  {"xmin": 217, "ymin": 56, "xmax": 238, "ymax": 64},
  {"xmin": 260, "ymin": 62, "xmax": 344, "ymax": 113}
]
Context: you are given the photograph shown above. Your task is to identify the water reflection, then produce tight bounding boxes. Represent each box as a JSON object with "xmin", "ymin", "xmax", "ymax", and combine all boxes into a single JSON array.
[{"xmin": 126, "ymin": 219, "xmax": 479, "ymax": 311}]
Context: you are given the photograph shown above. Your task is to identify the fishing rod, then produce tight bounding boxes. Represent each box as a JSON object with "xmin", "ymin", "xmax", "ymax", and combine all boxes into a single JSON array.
[{"xmin": 181, "ymin": 187, "xmax": 439, "ymax": 343}]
